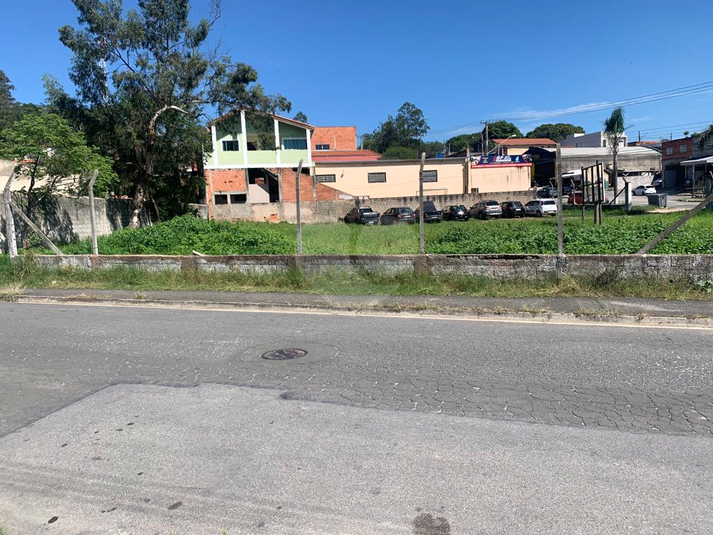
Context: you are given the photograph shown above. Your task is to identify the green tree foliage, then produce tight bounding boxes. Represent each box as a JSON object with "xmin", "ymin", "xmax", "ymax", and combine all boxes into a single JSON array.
[
  {"xmin": 0, "ymin": 112, "xmax": 116, "ymax": 244},
  {"xmin": 697, "ymin": 124, "xmax": 713, "ymax": 150},
  {"xmin": 445, "ymin": 133, "xmax": 479, "ymax": 153},
  {"xmin": 364, "ymin": 102, "xmax": 429, "ymax": 153},
  {"xmin": 422, "ymin": 141, "xmax": 445, "ymax": 158},
  {"xmin": 57, "ymin": 0, "xmax": 290, "ymax": 227},
  {"xmin": 293, "ymin": 111, "xmax": 308, "ymax": 123},
  {"xmin": 485, "ymin": 121, "xmax": 523, "ymax": 141},
  {"xmin": 0, "ymin": 70, "xmax": 18, "ymax": 131},
  {"xmin": 381, "ymin": 146, "xmax": 417, "ymax": 160},
  {"xmin": 526, "ymin": 123, "xmax": 584, "ymax": 142}
]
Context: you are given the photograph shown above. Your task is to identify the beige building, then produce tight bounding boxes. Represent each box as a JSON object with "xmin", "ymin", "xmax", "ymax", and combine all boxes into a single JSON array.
[{"xmin": 313, "ymin": 157, "xmax": 531, "ymax": 199}]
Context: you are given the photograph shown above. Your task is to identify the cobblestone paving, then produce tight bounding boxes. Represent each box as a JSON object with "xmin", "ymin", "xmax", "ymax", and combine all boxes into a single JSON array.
[{"xmin": 2, "ymin": 303, "xmax": 713, "ymax": 438}]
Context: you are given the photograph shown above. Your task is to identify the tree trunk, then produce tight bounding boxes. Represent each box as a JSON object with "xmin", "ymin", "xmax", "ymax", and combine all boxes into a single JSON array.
[{"xmin": 130, "ymin": 180, "xmax": 146, "ymax": 229}]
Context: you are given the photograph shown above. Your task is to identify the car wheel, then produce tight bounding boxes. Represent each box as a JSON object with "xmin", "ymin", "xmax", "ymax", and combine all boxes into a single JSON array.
[{"xmin": 536, "ymin": 210, "xmax": 542, "ymax": 217}]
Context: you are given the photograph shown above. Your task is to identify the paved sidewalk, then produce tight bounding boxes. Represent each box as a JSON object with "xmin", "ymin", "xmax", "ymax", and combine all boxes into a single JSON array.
[{"xmin": 17, "ymin": 287, "xmax": 713, "ymax": 322}]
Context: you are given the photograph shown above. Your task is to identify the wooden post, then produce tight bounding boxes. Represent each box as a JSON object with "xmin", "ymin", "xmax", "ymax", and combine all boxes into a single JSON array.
[
  {"xmin": 636, "ymin": 191, "xmax": 713, "ymax": 254},
  {"xmin": 295, "ymin": 159, "xmax": 304, "ymax": 255},
  {"xmin": 3, "ymin": 172, "xmax": 17, "ymax": 258},
  {"xmin": 9, "ymin": 200, "xmax": 64, "ymax": 255},
  {"xmin": 581, "ymin": 166, "xmax": 585, "ymax": 221},
  {"xmin": 88, "ymin": 169, "xmax": 100, "ymax": 255},
  {"xmin": 556, "ymin": 144, "xmax": 563, "ymax": 256},
  {"xmin": 418, "ymin": 152, "xmax": 426, "ymax": 255}
]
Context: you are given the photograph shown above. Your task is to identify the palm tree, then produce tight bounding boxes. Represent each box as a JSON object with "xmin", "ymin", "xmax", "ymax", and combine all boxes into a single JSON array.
[{"xmin": 604, "ymin": 107, "xmax": 625, "ymax": 199}]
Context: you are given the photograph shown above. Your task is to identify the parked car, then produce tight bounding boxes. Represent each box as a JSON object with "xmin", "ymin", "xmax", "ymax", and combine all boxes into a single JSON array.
[
  {"xmin": 442, "ymin": 204, "xmax": 470, "ymax": 221},
  {"xmin": 500, "ymin": 201, "xmax": 524, "ymax": 218},
  {"xmin": 633, "ymin": 185, "xmax": 657, "ymax": 196},
  {"xmin": 470, "ymin": 200, "xmax": 502, "ymax": 220},
  {"xmin": 414, "ymin": 201, "xmax": 443, "ymax": 223},
  {"xmin": 652, "ymin": 178, "xmax": 664, "ymax": 189},
  {"xmin": 344, "ymin": 207, "xmax": 380, "ymax": 225},
  {"xmin": 537, "ymin": 186, "xmax": 556, "ymax": 198},
  {"xmin": 380, "ymin": 206, "xmax": 416, "ymax": 225},
  {"xmin": 524, "ymin": 199, "xmax": 558, "ymax": 217}
]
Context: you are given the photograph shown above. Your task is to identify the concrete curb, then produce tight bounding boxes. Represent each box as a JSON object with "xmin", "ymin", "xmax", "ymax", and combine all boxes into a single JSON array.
[{"xmin": 9, "ymin": 293, "xmax": 713, "ymax": 329}]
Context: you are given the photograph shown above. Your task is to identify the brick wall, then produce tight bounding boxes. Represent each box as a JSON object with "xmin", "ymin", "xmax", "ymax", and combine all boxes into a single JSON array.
[
  {"xmin": 662, "ymin": 139, "xmax": 693, "ymax": 163},
  {"xmin": 312, "ymin": 127, "xmax": 357, "ymax": 150}
]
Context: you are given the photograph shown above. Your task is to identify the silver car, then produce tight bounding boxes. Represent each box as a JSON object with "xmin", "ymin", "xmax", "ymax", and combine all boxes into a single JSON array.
[{"xmin": 524, "ymin": 199, "xmax": 558, "ymax": 217}]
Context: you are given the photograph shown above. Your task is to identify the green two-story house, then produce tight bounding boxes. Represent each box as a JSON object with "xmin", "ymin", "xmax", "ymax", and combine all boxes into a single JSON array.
[{"xmin": 205, "ymin": 110, "xmax": 313, "ymax": 211}]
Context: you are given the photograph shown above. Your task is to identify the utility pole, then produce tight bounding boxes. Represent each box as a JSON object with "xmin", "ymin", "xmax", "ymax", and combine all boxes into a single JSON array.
[
  {"xmin": 295, "ymin": 159, "xmax": 304, "ymax": 254},
  {"xmin": 556, "ymin": 144, "xmax": 563, "ymax": 256},
  {"xmin": 485, "ymin": 122, "xmax": 489, "ymax": 157},
  {"xmin": 418, "ymin": 152, "xmax": 426, "ymax": 255}
]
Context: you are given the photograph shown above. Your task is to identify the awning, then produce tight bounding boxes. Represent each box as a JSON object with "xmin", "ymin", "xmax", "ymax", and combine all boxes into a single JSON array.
[{"xmin": 681, "ymin": 155, "xmax": 713, "ymax": 166}]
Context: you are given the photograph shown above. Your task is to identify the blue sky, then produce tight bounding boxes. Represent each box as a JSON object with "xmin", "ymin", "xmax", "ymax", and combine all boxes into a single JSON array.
[{"xmin": 2, "ymin": 0, "xmax": 712, "ymax": 142}]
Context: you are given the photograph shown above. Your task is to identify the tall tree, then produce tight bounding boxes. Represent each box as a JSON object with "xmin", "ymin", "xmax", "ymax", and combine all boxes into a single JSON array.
[
  {"xmin": 697, "ymin": 124, "xmax": 713, "ymax": 150},
  {"xmin": 58, "ymin": 0, "xmax": 290, "ymax": 227},
  {"xmin": 445, "ymin": 133, "xmax": 479, "ymax": 154},
  {"xmin": 526, "ymin": 123, "xmax": 584, "ymax": 142},
  {"xmin": 293, "ymin": 111, "xmax": 308, "ymax": 123},
  {"xmin": 0, "ymin": 112, "xmax": 116, "ymax": 245},
  {"xmin": 604, "ymin": 107, "xmax": 626, "ymax": 198},
  {"xmin": 0, "ymin": 70, "xmax": 19, "ymax": 131},
  {"xmin": 365, "ymin": 102, "xmax": 429, "ymax": 154}
]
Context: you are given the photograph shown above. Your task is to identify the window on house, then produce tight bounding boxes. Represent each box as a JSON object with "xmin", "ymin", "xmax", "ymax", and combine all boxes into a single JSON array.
[
  {"xmin": 230, "ymin": 194, "xmax": 247, "ymax": 204},
  {"xmin": 315, "ymin": 144, "xmax": 330, "ymax": 151},
  {"xmin": 422, "ymin": 170, "xmax": 438, "ymax": 183},
  {"xmin": 602, "ymin": 140, "xmax": 607, "ymax": 147},
  {"xmin": 222, "ymin": 140, "xmax": 239, "ymax": 151},
  {"xmin": 214, "ymin": 194, "xmax": 228, "ymax": 205},
  {"xmin": 316, "ymin": 174, "xmax": 336, "ymax": 183},
  {"xmin": 368, "ymin": 172, "xmax": 387, "ymax": 183},
  {"xmin": 680, "ymin": 145, "xmax": 688, "ymax": 153},
  {"xmin": 283, "ymin": 138, "xmax": 308, "ymax": 150},
  {"xmin": 666, "ymin": 147, "xmax": 674, "ymax": 155}
]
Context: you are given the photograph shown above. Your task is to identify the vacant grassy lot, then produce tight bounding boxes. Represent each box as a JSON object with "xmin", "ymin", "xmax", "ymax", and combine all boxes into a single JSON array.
[{"xmin": 35, "ymin": 209, "xmax": 713, "ymax": 256}]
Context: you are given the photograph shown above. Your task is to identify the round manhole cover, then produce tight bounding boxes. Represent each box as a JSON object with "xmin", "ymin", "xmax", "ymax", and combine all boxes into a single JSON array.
[{"xmin": 260, "ymin": 348, "xmax": 308, "ymax": 361}]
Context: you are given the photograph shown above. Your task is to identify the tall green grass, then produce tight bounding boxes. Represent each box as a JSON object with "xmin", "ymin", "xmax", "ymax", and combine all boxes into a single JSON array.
[{"xmin": 28, "ymin": 210, "xmax": 713, "ymax": 256}]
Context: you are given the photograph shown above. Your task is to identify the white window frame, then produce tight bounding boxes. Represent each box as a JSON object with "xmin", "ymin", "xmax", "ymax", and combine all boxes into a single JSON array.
[
  {"xmin": 316, "ymin": 174, "xmax": 336, "ymax": 183},
  {"xmin": 315, "ymin": 144, "xmax": 330, "ymax": 151},
  {"xmin": 679, "ymin": 144, "xmax": 688, "ymax": 153}
]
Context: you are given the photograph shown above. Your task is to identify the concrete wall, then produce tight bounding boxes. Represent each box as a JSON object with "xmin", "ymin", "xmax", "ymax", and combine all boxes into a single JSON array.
[
  {"xmin": 0, "ymin": 193, "xmax": 142, "ymax": 251},
  {"xmin": 30, "ymin": 253, "xmax": 713, "ymax": 282},
  {"xmin": 201, "ymin": 189, "xmax": 536, "ymax": 224}
]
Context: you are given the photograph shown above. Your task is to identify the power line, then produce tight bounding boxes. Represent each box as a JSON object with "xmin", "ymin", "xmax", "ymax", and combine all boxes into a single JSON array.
[{"xmin": 427, "ymin": 80, "xmax": 713, "ymax": 138}]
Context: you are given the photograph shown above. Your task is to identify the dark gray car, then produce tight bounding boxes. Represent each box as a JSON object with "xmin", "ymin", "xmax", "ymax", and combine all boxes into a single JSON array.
[
  {"xmin": 469, "ymin": 200, "xmax": 502, "ymax": 220},
  {"xmin": 380, "ymin": 207, "xmax": 416, "ymax": 225}
]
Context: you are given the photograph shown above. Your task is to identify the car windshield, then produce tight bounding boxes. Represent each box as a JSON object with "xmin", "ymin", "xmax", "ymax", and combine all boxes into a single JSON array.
[
  {"xmin": 398, "ymin": 208, "xmax": 413, "ymax": 214},
  {"xmin": 358, "ymin": 208, "xmax": 373, "ymax": 213},
  {"xmin": 544, "ymin": 200, "xmax": 556, "ymax": 205},
  {"xmin": 485, "ymin": 201, "xmax": 499, "ymax": 206}
]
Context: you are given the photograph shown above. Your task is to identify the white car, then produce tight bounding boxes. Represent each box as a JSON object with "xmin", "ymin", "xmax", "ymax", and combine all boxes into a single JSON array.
[
  {"xmin": 524, "ymin": 199, "xmax": 558, "ymax": 217},
  {"xmin": 633, "ymin": 185, "xmax": 656, "ymax": 196}
]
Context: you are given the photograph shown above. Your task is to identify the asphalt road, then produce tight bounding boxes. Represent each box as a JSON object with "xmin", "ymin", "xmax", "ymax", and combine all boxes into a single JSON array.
[{"xmin": 1, "ymin": 302, "xmax": 713, "ymax": 533}]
